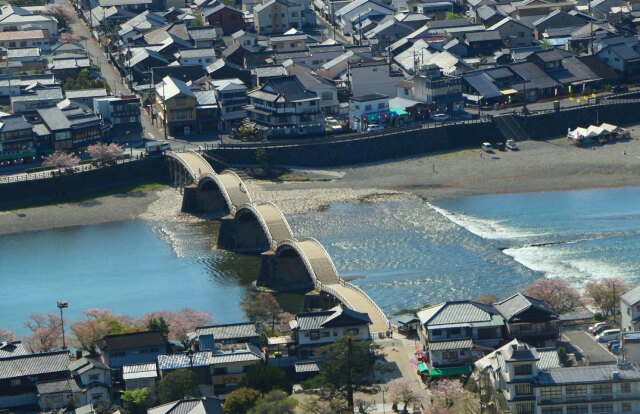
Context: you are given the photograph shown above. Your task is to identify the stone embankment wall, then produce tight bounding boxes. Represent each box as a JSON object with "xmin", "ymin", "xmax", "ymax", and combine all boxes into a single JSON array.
[{"xmin": 0, "ymin": 157, "xmax": 168, "ymax": 210}]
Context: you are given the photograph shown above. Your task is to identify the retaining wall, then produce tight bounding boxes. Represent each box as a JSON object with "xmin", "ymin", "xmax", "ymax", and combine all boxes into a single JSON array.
[{"xmin": 0, "ymin": 157, "xmax": 169, "ymax": 210}]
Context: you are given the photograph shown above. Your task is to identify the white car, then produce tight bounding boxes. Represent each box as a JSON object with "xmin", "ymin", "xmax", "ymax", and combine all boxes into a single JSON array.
[
  {"xmin": 596, "ymin": 329, "xmax": 620, "ymax": 343},
  {"xmin": 431, "ymin": 113, "xmax": 450, "ymax": 121},
  {"xmin": 325, "ymin": 117, "xmax": 338, "ymax": 124},
  {"xmin": 588, "ymin": 322, "xmax": 608, "ymax": 335},
  {"xmin": 367, "ymin": 124, "xmax": 384, "ymax": 132},
  {"xmin": 481, "ymin": 142, "xmax": 493, "ymax": 153}
]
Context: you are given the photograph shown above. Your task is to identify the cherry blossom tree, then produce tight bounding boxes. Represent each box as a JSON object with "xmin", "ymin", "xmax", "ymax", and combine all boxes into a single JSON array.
[
  {"xmin": 430, "ymin": 379, "xmax": 464, "ymax": 412},
  {"xmin": 524, "ymin": 277, "xmax": 584, "ymax": 315},
  {"xmin": 43, "ymin": 151, "xmax": 80, "ymax": 169},
  {"xmin": 24, "ymin": 313, "xmax": 63, "ymax": 352},
  {"xmin": 474, "ymin": 294, "xmax": 498, "ymax": 305},
  {"xmin": 241, "ymin": 292, "xmax": 282, "ymax": 331},
  {"xmin": 87, "ymin": 143, "xmax": 124, "ymax": 166},
  {"xmin": 585, "ymin": 277, "xmax": 630, "ymax": 317},
  {"xmin": 0, "ymin": 328, "xmax": 16, "ymax": 342},
  {"xmin": 70, "ymin": 308, "xmax": 137, "ymax": 352},
  {"xmin": 389, "ymin": 378, "xmax": 424, "ymax": 413},
  {"xmin": 139, "ymin": 308, "xmax": 214, "ymax": 349},
  {"xmin": 42, "ymin": 4, "xmax": 77, "ymax": 28}
]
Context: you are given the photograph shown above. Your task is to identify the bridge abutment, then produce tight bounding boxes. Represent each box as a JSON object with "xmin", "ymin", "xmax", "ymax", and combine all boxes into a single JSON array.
[
  {"xmin": 216, "ymin": 215, "xmax": 270, "ymax": 253},
  {"xmin": 257, "ymin": 252, "xmax": 315, "ymax": 292}
]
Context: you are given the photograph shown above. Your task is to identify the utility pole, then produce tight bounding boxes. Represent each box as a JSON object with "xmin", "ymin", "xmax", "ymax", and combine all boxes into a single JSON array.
[{"xmin": 347, "ymin": 337, "xmax": 354, "ymax": 413}]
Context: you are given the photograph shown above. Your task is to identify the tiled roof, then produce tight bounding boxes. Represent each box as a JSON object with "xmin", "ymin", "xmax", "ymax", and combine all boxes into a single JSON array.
[
  {"xmin": 148, "ymin": 398, "xmax": 223, "ymax": 414},
  {"xmin": 535, "ymin": 365, "xmax": 640, "ymax": 385},
  {"xmin": 295, "ymin": 304, "xmax": 372, "ymax": 331},
  {"xmin": 69, "ymin": 357, "xmax": 109, "ymax": 375},
  {"xmin": 428, "ymin": 339, "xmax": 473, "ymax": 351},
  {"xmin": 195, "ymin": 323, "xmax": 258, "ymax": 340},
  {"xmin": 417, "ymin": 301, "xmax": 497, "ymax": 326},
  {"xmin": 96, "ymin": 331, "xmax": 166, "ymax": 352},
  {"xmin": 0, "ymin": 341, "xmax": 29, "ymax": 358},
  {"xmin": 0, "ymin": 351, "xmax": 69, "ymax": 380},
  {"xmin": 123, "ymin": 362, "xmax": 158, "ymax": 380},
  {"xmin": 294, "ymin": 361, "xmax": 320, "ymax": 373},
  {"xmin": 494, "ymin": 292, "xmax": 557, "ymax": 322},
  {"xmin": 36, "ymin": 378, "xmax": 82, "ymax": 394},
  {"xmin": 536, "ymin": 347, "xmax": 562, "ymax": 370},
  {"xmin": 0, "ymin": 29, "xmax": 46, "ymax": 41},
  {"xmin": 622, "ymin": 285, "xmax": 640, "ymax": 306}
]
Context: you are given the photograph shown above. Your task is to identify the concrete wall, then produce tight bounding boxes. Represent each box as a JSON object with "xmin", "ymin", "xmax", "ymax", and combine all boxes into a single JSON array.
[{"xmin": 0, "ymin": 158, "xmax": 169, "ymax": 210}]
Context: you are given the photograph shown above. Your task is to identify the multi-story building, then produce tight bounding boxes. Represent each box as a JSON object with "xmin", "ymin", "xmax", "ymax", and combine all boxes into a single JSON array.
[
  {"xmin": 412, "ymin": 64, "xmax": 464, "ymax": 113},
  {"xmin": 34, "ymin": 106, "xmax": 102, "ymax": 151},
  {"xmin": 0, "ymin": 114, "xmax": 35, "ymax": 163},
  {"xmin": 622, "ymin": 285, "xmax": 640, "ymax": 332},
  {"xmin": 477, "ymin": 340, "xmax": 640, "ymax": 414},
  {"xmin": 495, "ymin": 292, "xmax": 559, "ymax": 348},
  {"xmin": 253, "ymin": 0, "xmax": 305, "ymax": 35},
  {"xmin": 210, "ymin": 78, "xmax": 247, "ymax": 131},
  {"xmin": 95, "ymin": 331, "xmax": 169, "ymax": 373},
  {"xmin": 246, "ymin": 75, "xmax": 325, "ymax": 138},
  {"xmin": 93, "ymin": 95, "xmax": 143, "ymax": 139},
  {"xmin": 348, "ymin": 93, "xmax": 390, "ymax": 131},
  {"xmin": 154, "ymin": 76, "xmax": 198, "ymax": 136}
]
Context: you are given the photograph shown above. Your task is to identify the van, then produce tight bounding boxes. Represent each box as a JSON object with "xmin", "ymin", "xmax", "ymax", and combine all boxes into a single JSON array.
[
  {"xmin": 367, "ymin": 124, "xmax": 384, "ymax": 132},
  {"xmin": 145, "ymin": 141, "xmax": 172, "ymax": 154},
  {"xmin": 596, "ymin": 329, "xmax": 620, "ymax": 343},
  {"xmin": 481, "ymin": 142, "xmax": 493, "ymax": 153}
]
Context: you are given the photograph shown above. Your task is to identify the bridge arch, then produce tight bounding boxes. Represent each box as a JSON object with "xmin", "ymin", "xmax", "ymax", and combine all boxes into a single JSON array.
[
  {"xmin": 197, "ymin": 171, "xmax": 252, "ymax": 215},
  {"xmin": 166, "ymin": 151, "xmax": 215, "ymax": 184},
  {"xmin": 232, "ymin": 202, "xmax": 294, "ymax": 252}
]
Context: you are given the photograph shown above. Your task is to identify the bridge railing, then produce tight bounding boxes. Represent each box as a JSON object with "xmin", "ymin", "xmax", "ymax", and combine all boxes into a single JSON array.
[
  {"xmin": 322, "ymin": 283, "xmax": 354, "ymax": 310},
  {"xmin": 0, "ymin": 157, "xmax": 137, "ymax": 184}
]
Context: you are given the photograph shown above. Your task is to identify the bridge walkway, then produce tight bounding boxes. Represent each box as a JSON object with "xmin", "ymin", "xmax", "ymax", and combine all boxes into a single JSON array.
[
  {"xmin": 169, "ymin": 151, "xmax": 215, "ymax": 180},
  {"xmin": 323, "ymin": 283, "xmax": 389, "ymax": 335}
]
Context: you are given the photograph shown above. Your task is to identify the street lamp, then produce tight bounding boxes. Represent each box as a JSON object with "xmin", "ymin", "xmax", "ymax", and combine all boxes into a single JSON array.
[{"xmin": 57, "ymin": 301, "xmax": 68, "ymax": 350}]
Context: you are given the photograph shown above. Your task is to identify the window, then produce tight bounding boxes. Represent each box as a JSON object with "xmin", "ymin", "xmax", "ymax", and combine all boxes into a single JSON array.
[
  {"xmin": 432, "ymin": 329, "xmax": 442, "ymax": 336},
  {"xmin": 365, "ymin": 104, "xmax": 372, "ymax": 111},
  {"xmin": 322, "ymin": 331, "xmax": 330, "ymax": 337},
  {"xmin": 377, "ymin": 102, "xmax": 386, "ymax": 109},
  {"xmin": 622, "ymin": 402, "xmax": 632, "ymax": 413},
  {"xmin": 591, "ymin": 384, "xmax": 612, "ymax": 395},
  {"xmin": 176, "ymin": 97, "xmax": 186, "ymax": 106},
  {"xmin": 290, "ymin": 43, "xmax": 296, "ymax": 48},
  {"xmin": 515, "ymin": 384, "xmax": 532, "ymax": 396},
  {"xmin": 10, "ymin": 379, "xmax": 21, "ymax": 386},
  {"xmin": 592, "ymin": 404, "xmax": 613, "ymax": 414},
  {"xmin": 621, "ymin": 382, "xmax": 631, "ymax": 393},
  {"xmin": 213, "ymin": 367, "xmax": 227, "ymax": 375},
  {"xmin": 515, "ymin": 403, "xmax": 533, "ymax": 414},
  {"xmin": 449, "ymin": 328, "xmax": 461, "ymax": 335},
  {"xmin": 91, "ymin": 393, "xmax": 103, "ymax": 401},
  {"xmin": 541, "ymin": 409, "xmax": 562, "ymax": 414},
  {"xmin": 321, "ymin": 92, "xmax": 333, "ymax": 101},
  {"xmin": 88, "ymin": 374, "xmax": 100, "ymax": 381},
  {"xmin": 566, "ymin": 406, "xmax": 588, "ymax": 414},
  {"xmin": 514, "ymin": 364, "xmax": 532, "ymax": 376},
  {"xmin": 310, "ymin": 330, "xmax": 320, "ymax": 340},
  {"xmin": 540, "ymin": 387, "xmax": 562, "ymax": 399},
  {"xmin": 636, "ymin": 305, "xmax": 640, "ymax": 312},
  {"xmin": 565, "ymin": 385, "xmax": 587, "ymax": 397},
  {"xmin": 344, "ymin": 328, "xmax": 360, "ymax": 336}
]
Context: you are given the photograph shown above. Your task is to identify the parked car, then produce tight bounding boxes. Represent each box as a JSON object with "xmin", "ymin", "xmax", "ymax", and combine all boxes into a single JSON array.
[
  {"xmin": 481, "ymin": 142, "xmax": 493, "ymax": 153},
  {"xmin": 611, "ymin": 344, "xmax": 621, "ymax": 354},
  {"xmin": 611, "ymin": 85, "xmax": 629, "ymax": 93},
  {"xmin": 496, "ymin": 142, "xmax": 506, "ymax": 151},
  {"xmin": 588, "ymin": 322, "xmax": 609, "ymax": 335},
  {"xmin": 608, "ymin": 339, "xmax": 620, "ymax": 350},
  {"xmin": 592, "ymin": 324, "xmax": 611, "ymax": 336},
  {"xmin": 596, "ymin": 329, "xmax": 620, "ymax": 343},
  {"xmin": 431, "ymin": 113, "xmax": 450, "ymax": 121},
  {"xmin": 367, "ymin": 124, "xmax": 384, "ymax": 132},
  {"xmin": 506, "ymin": 139, "xmax": 519, "ymax": 151}
]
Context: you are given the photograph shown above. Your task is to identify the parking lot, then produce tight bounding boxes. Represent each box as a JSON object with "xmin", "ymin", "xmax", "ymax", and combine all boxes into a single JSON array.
[{"xmin": 560, "ymin": 325, "xmax": 617, "ymax": 365}]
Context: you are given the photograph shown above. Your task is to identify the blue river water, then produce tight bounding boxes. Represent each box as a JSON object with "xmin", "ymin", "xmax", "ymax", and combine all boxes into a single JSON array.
[{"xmin": 2, "ymin": 186, "xmax": 640, "ymax": 335}]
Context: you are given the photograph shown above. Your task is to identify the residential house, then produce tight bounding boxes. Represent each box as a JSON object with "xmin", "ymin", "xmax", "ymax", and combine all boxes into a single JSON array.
[
  {"xmin": 188, "ymin": 26, "xmax": 220, "ymax": 48},
  {"xmin": 193, "ymin": 89, "xmax": 219, "ymax": 133},
  {"xmin": 476, "ymin": 340, "xmax": 640, "ymax": 414},
  {"xmin": 0, "ymin": 341, "xmax": 29, "ymax": 358},
  {"xmin": 334, "ymin": 0, "xmax": 395, "ymax": 35},
  {"xmin": 246, "ymin": 75, "xmax": 325, "ymax": 138},
  {"xmin": 202, "ymin": 4, "xmax": 245, "ymax": 35},
  {"xmin": 68, "ymin": 358, "xmax": 110, "ymax": 405},
  {"xmin": 157, "ymin": 344, "xmax": 262, "ymax": 396},
  {"xmin": 348, "ymin": 60, "xmax": 405, "ymax": 98},
  {"xmin": 494, "ymin": 292, "xmax": 559, "ymax": 347},
  {"xmin": 207, "ymin": 60, "xmax": 252, "ymax": 85},
  {"xmin": 93, "ymin": 95, "xmax": 143, "ymax": 138},
  {"xmin": 464, "ymin": 30, "xmax": 503, "ymax": 57},
  {"xmin": 96, "ymin": 0, "xmax": 154, "ymax": 13},
  {"xmin": 597, "ymin": 40, "xmax": 640, "ymax": 81},
  {"xmin": 65, "ymin": 89, "xmax": 108, "ymax": 108},
  {"xmin": 0, "ymin": 29, "xmax": 50, "ymax": 51},
  {"xmin": 267, "ymin": 32, "xmax": 307, "ymax": 51},
  {"xmin": 0, "ymin": 115, "xmax": 35, "ymax": 163},
  {"xmin": 360, "ymin": 19, "xmax": 414, "ymax": 50},
  {"xmin": 415, "ymin": 1, "xmax": 455, "ymax": 19},
  {"xmin": 475, "ymin": 5, "xmax": 505, "ymax": 27},
  {"xmin": 253, "ymin": 0, "xmax": 305, "ymax": 35},
  {"xmin": 231, "ymin": 30, "xmax": 261, "ymax": 52},
  {"xmin": 487, "ymin": 17, "xmax": 533, "ymax": 47},
  {"xmin": 175, "ymin": 48, "xmax": 216, "ymax": 68},
  {"xmin": 148, "ymin": 398, "xmax": 223, "ymax": 414},
  {"xmin": 531, "ymin": 10, "xmax": 585, "ymax": 40},
  {"xmin": 122, "ymin": 362, "xmax": 158, "ymax": 401},
  {"xmin": 95, "ymin": 331, "xmax": 169, "ymax": 373},
  {"xmin": 124, "ymin": 49, "xmax": 170, "ymax": 85},
  {"xmin": 296, "ymin": 71, "xmax": 339, "ymax": 114},
  {"xmin": 291, "ymin": 304, "xmax": 372, "ymax": 360},
  {"xmin": 417, "ymin": 300, "xmax": 504, "ymax": 368},
  {"xmin": 210, "ymin": 78, "xmax": 247, "ymax": 130},
  {"xmin": 48, "ymin": 57, "xmax": 92, "ymax": 81},
  {"xmin": 348, "ymin": 93, "xmax": 389, "ymax": 131},
  {"xmin": 194, "ymin": 323, "xmax": 260, "ymax": 350},
  {"xmin": 10, "ymin": 86, "xmax": 64, "ymax": 113},
  {"xmin": 154, "ymin": 76, "xmax": 197, "ymax": 136},
  {"xmin": 34, "ymin": 105, "xmax": 102, "ymax": 151},
  {"xmin": 621, "ymin": 284, "xmax": 640, "ymax": 332},
  {"xmin": 0, "ymin": 351, "xmax": 70, "ymax": 409},
  {"xmin": 0, "ymin": 5, "xmax": 58, "ymax": 39}
]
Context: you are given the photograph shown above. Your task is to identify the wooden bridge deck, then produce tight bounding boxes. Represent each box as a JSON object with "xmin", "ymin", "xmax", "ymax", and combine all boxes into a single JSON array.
[{"xmin": 324, "ymin": 283, "xmax": 389, "ymax": 334}]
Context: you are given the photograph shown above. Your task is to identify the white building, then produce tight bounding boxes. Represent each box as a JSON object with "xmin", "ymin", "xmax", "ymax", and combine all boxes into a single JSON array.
[
  {"xmin": 0, "ymin": 5, "xmax": 58, "ymax": 38},
  {"xmin": 622, "ymin": 285, "xmax": 640, "ymax": 332},
  {"xmin": 175, "ymin": 48, "xmax": 216, "ymax": 68},
  {"xmin": 210, "ymin": 78, "xmax": 247, "ymax": 130},
  {"xmin": 348, "ymin": 93, "xmax": 389, "ymax": 131}
]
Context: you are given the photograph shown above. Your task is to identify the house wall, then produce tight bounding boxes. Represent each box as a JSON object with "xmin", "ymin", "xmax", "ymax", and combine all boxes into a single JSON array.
[
  {"xmin": 206, "ymin": 9, "xmax": 245, "ymax": 35},
  {"xmin": 349, "ymin": 64, "xmax": 402, "ymax": 98},
  {"xmin": 493, "ymin": 21, "xmax": 532, "ymax": 47},
  {"xmin": 296, "ymin": 323, "xmax": 371, "ymax": 347},
  {"xmin": 533, "ymin": 381, "xmax": 640, "ymax": 414},
  {"xmin": 104, "ymin": 346, "xmax": 167, "ymax": 369},
  {"xmin": 429, "ymin": 348, "xmax": 472, "ymax": 367},
  {"xmin": 622, "ymin": 301, "xmax": 640, "ymax": 332},
  {"xmin": 180, "ymin": 55, "xmax": 216, "ymax": 68}
]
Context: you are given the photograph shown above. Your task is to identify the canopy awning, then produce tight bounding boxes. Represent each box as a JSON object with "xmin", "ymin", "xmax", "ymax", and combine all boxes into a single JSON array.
[
  {"xmin": 418, "ymin": 363, "xmax": 428, "ymax": 373},
  {"xmin": 500, "ymin": 88, "xmax": 518, "ymax": 95},
  {"xmin": 390, "ymin": 107, "xmax": 409, "ymax": 116},
  {"xmin": 427, "ymin": 365, "xmax": 472, "ymax": 378}
]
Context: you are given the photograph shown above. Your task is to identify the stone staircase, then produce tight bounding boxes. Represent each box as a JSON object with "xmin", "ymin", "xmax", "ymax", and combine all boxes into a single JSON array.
[{"xmin": 495, "ymin": 114, "xmax": 530, "ymax": 142}]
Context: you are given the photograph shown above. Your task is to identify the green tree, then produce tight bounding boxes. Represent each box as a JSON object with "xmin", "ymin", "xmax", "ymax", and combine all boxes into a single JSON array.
[
  {"xmin": 94, "ymin": 399, "xmax": 122, "ymax": 414},
  {"xmin": 248, "ymin": 390, "xmax": 297, "ymax": 414},
  {"xmin": 445, "ymin": 12, "xmax": 464, "ymax": 19},
  {"xmin": 147, "ymin": 317, "xmax": 170, "ymax": 342},
  {"xmin": 191, "ymin": 15, "xmax": 204, "ymax": 27},
  {"xmin": 223, "ymin": 387, "xmax": 261, "ymax": 414},
  {"xmin": 557, "ymin": 346, "xmax": 573, "ymax": 367},
  {"xmin": 158, "ymin": 369, "xmax": 201, "ymax": 403},
  {"xmin": 121, "ymin": 388, "xmax": 149, "ymax": 414},
  {"xmin": 254, "ymin": 148, "xmax": 268, "ymax": 171},
  {"xmin": 240, "ymin": 291, "xmax": 282, "ymax": 331},
  {"xmin": 237, "ymin": 363, "xmax": 291, "ymax": 394},
  {"xmin": 303, "ymin": 337, "xmax": 385, "ymax": 408},
  {"xmin": 540, "ymin": 39, "xmax": 552, "ymax": 50}
]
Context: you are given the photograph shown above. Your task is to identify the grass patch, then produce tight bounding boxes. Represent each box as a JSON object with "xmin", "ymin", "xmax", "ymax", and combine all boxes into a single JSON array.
[{"xmin": 277, "ymin": 173, "xmax": 310, "ymax": 182}]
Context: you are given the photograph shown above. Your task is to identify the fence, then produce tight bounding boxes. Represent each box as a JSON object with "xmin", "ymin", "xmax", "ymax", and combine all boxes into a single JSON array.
[{"xmin": 0, "ymin": 157, "xmax": 138, "ymax": 184}]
